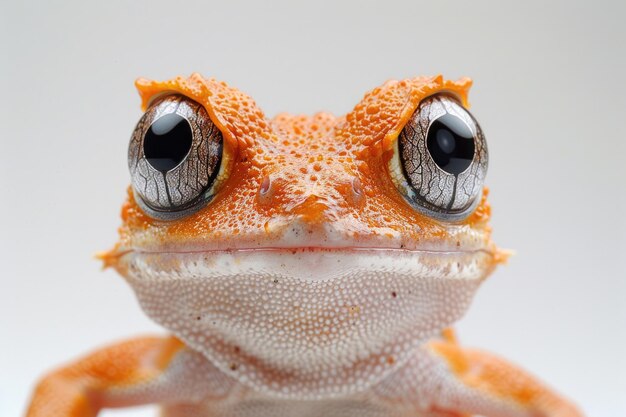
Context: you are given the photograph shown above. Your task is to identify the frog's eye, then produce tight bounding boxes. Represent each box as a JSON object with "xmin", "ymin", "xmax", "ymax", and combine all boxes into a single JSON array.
[
  {"xmin": 128, "ymin": 94, "xmax": 223, "ymax": 219},
  {"xmin": 389, "ymin": 94, "xmax": 488, "ymax": 221}
]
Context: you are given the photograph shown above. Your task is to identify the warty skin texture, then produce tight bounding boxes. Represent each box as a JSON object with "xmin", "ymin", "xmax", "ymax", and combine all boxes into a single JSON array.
[{"xmin": 25, "ymin": 74, "xmax": 584, "ymax": 417}]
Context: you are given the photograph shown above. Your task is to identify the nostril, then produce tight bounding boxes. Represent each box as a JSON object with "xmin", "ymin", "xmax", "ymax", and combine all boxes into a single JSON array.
[
  {"xmin": 259, "ymin": 175, "xmax": 271, "ymax": 195},
  {"xmin": 352, "ymin": 177, "xmax": 363, "ymax": 196}
]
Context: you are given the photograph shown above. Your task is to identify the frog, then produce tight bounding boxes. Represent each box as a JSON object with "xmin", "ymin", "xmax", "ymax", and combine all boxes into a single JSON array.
[{"xmin": 25, "ymin": 74, "xmax": 584, "ymax": 417}]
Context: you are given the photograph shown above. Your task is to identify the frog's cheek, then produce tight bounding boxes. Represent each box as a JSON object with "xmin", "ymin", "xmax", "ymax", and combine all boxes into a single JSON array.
[{"xmin": 117, "ymin": 247, "xmax": 494, "ymax": 398}]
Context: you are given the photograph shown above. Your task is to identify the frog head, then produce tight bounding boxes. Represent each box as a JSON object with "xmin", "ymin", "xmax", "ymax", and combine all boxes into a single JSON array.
[{"xmin": 101, "ymin": 73, "xmax": 504, "ymax": 397}]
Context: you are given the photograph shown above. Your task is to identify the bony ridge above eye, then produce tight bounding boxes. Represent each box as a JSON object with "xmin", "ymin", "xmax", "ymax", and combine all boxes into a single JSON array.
[
  {"xmin": 389, "ymin": 94, "xmax": 488, "ymax": 222},
  {"xmin": 128, "ymin": 94, "xmax": 224, "ymax": 220}
]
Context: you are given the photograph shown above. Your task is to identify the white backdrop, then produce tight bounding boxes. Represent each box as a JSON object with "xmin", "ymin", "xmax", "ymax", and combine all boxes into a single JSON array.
[{"xmin": 1, "ymin": 1, "xmax": 625, "ymax": 416}]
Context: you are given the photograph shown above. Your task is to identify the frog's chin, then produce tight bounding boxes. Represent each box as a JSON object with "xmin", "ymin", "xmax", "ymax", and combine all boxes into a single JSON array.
[{"xmin": 119, "ymin": 247, "xmax": 495, "ymax": 399}]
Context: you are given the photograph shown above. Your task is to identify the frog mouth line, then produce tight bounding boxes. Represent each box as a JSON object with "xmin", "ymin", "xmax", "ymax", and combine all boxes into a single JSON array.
[
  {"xmin": 97, "ymin": 246, "xmax": 504, "ymax": 275},
  {"xmin": 128, "ymin": 246, "xmax": 497, "ymax": 256},
  {"xmin": 114, "ymin": 246, "xmax": 501, "ymax": 284},
  {"xmin": 101, "ymin": 246, "xmax": 506, "ymax": 273}
]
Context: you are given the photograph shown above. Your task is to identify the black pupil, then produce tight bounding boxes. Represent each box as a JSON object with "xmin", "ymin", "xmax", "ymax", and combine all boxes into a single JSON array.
[
  {"xmin": 144, "ymin": 113, "xmax": 193, "ymax": 172},
  {"xmin": 426, "ymin": 114, "xmax": 475, "ymax": 175}
]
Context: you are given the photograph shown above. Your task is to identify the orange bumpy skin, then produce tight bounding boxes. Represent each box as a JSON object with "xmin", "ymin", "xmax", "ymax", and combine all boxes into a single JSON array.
[
  {"xmin": 106, "ymin": 74, "xmax": 494, "ymax": 257},
  {"xmin": 26, "ymin": 74, "xmax": 583, "ymax": 417}
]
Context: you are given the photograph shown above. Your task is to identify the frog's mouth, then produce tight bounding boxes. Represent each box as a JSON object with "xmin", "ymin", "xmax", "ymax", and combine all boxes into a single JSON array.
[
  {"xmin": 116, "ymin": 246, "xmax": 497, "ymax": 398},
  {"xmin": 122, "ymin": 245, "xmax": 494, "ymax": 280}
]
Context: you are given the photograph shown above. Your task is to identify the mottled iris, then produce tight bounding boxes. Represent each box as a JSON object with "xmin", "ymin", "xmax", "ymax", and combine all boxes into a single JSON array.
[
  {"xmin": 128, "ymin": 94, "xmax": 223, "ymax": 219},
  {"xmin": 397, "ymin": 94, "xmax": 488, "ymax": 220}
]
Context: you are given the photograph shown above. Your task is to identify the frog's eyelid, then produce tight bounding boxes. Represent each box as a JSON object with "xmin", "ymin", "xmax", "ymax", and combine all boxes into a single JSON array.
[{"xmin": 143, "ymin": 90, "xmax": 182, "ymax": 109}]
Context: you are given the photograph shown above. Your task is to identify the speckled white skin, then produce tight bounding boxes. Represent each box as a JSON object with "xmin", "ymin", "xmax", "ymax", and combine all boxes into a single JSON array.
[
  {"xmin": 98, "ymin": 338, "xmax": 532, "ymax": 417},
  {"xmin": 121, "ymin": 248, "xmax": 493, "ymax": 398}
]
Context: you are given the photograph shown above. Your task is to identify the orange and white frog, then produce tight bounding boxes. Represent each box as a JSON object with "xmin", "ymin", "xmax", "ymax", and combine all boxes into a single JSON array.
[{"xmin": 25, "ymin": 74, "xmax": 584, "ymax": 417}]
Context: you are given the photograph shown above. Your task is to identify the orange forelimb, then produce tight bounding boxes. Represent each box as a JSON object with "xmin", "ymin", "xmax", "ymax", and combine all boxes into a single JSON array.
[
  {"xmin": 25, "ymin": 336, "xmax": 183, "ymax": 417},
  {"xmin": 430, "ymin": 341, "xmax": 584, "ymax": 417}
]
